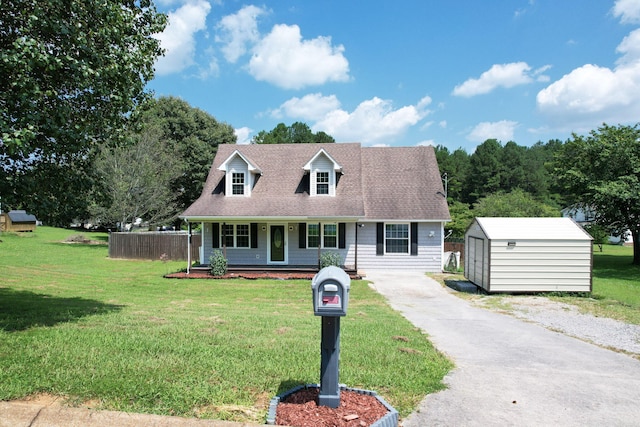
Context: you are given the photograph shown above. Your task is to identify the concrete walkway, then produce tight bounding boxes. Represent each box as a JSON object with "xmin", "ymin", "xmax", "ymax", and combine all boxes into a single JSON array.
[
  {"xmin": 0, "ymin": 401, "xmax": 263, "ymax": 427},
  {"xmin": 366, "ymin": 270, "xmax": 640, "ymax": 427}
]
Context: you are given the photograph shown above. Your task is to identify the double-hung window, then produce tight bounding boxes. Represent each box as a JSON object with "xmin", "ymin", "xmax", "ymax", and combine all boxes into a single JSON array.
[
  {"xmin": 232, "ymin": 172, "xmax": 245, "ymax": 195},
  {"xmin": 316, "ymin": 171, "xmax": 329, "ymax": 195},
  {"xmin": 221, "ymin": 224, "xmax": 250, "ymax": 248},
  {"xmin": 323, "ymin": 224, "xmax": 337, "ymax": 248},
  {"xmin": 307, "ymin": 224, "xmax": 320, "ymax": 248},
  {"xmin": 306, "ymin": 223, "xmax": 337, "ymax": 248},
  {"xmin": 385, "ymin": 223, "xmax": 409, "ymax": 253}
]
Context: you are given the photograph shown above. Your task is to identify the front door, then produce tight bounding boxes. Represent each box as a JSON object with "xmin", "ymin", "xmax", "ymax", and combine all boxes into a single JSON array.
[{"xmin": 269, "ymin": 225, "xmax": 286, "ymax": 263}]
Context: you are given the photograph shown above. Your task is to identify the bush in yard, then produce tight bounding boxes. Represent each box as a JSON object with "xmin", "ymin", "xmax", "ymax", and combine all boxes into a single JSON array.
[
  {"xmin": 209, "ymin": 250, "xmax": 228, "ymax": 276},
  {"xmin": 320, "ymin": 251, "xmax": 342, "ymax": 269}
]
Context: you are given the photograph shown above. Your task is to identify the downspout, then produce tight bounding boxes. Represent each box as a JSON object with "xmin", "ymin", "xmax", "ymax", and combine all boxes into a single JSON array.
[{"xmin": 186, "ymin": 220, "xmax": 192, "ymax": 274}]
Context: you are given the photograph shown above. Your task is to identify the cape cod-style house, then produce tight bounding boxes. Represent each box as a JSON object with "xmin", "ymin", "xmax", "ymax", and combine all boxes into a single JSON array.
[{"xmin": 180, "ymin": 143, "xmax": 450, "ymax": 274}]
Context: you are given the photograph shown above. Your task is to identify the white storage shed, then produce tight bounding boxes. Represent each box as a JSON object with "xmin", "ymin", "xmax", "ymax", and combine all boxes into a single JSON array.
[{"xmin": 465, "ymin": 217, "xmax": 593, "ymax": 293}]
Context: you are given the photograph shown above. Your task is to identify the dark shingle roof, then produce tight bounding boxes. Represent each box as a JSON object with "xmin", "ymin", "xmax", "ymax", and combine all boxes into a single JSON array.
[
  {"xmin": 181, "ymin": 143, "xmax": 450, "ymax": 221},
  {"xmin": 7, "ymin": 210, "xmax": 37, "ymax": 223}
]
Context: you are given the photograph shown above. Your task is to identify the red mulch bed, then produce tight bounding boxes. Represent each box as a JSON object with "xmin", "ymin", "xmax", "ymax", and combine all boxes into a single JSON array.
[
  {"xmin": 165, "ymin": 271, "xmax": 319, "ymax": 280},
  {"xmin": 165, "ymin": 271, "xmax": 361, "ymax": 280},
  {"xmin": 276, "ymin": 388, "xmax": 390, "ymax": 427}
]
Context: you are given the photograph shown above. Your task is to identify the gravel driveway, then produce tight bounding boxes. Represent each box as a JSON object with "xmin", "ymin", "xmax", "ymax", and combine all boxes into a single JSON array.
[
  {"xmin": 365, "ymin": 270, "xmax": 640, "ymax": 427},
  {"xmin": 472, "ymin": 295, "xmax": 640, "ymax": 356}
]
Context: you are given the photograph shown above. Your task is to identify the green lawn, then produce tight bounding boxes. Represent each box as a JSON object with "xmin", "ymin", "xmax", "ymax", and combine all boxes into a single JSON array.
[{"xmin": 0, "ymin": 227, "xmax": 452, "ymax": 422}]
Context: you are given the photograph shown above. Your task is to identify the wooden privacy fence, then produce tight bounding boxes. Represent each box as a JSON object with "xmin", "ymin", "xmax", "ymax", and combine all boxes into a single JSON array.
[{"xmin": 108, "ymin": 232, "xmax": 202, "ymax": 261}]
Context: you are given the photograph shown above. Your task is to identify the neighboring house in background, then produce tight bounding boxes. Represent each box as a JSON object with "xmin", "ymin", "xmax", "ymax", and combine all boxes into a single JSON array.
[
  {"xmin": 0, "ymin": 210, "xmax": 38, "ymax": 232},
  {"xmin": 562, "ymin": 206, "xmax": 633, "ymax": 244},
  {"xmin": 180, "ymin": 143, "xmax": 450, "ymax": 273}
]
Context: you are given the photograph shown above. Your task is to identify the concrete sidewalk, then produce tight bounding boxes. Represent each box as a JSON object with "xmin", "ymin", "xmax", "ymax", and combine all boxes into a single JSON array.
[
  {"xmin": 0, "ymin": 401, "xmax": 263, "ymax": 427},
  {"xmin": 366, "ymin": 270, "xmax": 640, "ymax": 427}
]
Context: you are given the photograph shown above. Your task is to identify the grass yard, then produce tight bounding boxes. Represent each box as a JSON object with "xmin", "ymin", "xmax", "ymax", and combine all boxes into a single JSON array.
[{"xmin": 0, "ymin": 227, "xmax": 452, "ymax": 422}]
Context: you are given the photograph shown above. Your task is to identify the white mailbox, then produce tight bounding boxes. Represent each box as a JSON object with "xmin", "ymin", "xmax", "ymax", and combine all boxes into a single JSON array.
[{"xmin": 311, "ymin": 266, "xmax": 350, "ymax": 317}]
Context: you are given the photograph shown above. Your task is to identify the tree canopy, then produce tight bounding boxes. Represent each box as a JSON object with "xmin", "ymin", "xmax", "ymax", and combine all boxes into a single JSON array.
[
  {"xmin": 132, "ymin": 97, "xmax": 237, "ymax": 226},
  {"xmin": 554, "ymin": 123, "xmax": 640, "ymax": 264},
  {"xmin": 251, "ymin": 122, "xmax": 335, "ymax": 144},
  {"xmin": 0, "ymin": 0, "xmax": 167, "ymax": 226}
]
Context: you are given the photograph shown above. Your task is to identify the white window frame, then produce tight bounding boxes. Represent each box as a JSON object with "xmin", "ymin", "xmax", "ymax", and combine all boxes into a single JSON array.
[
  {"xmin": 231, "ymin": 172, "xmax": 245, "ymax": 195},
  {"xmin": 220, "ymin": 223, "xmax": 251, "ymax": 248},
  {"xmin": 316, "ymin": 171, "xmax": 330, "ymax": 195},
  {"xmin": 385, "ymin": 223, "xmax": 410, "ymax": 254},
  {"xmin": 311, "ymin": 169, "xmax": 335, "ymax": 196},
  {"xmin": 306, "ymin": 222, "xmax": 337, "ymax": 249}
]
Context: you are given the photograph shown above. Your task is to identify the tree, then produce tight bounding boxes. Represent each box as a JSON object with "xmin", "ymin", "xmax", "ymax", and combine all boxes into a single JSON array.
[
  {"xmin": 446, "ymin": 200, "xmax": 474, "ymax": 238},
  {"xmin": 464, "ymin": 139, "xmax": 503, "ymax": 203},
  {"xmin": 0, "ymin": 0, "xmax": 166, "ymax": 225},
  {"xmin": 252, "ymin": 122, "xmax": 335, "ymax": 144},
  {"xmin": 555, "ymin": 123, "xmax": 640, "ymax": 264},
  {"xmin": 434, "ymin": 145, "xmax": 470, "ymax": 202},
  {"xmin": 473, "ymin": 189, "xmax": 560, "ymax": 218},
  {"xmin": 92, "ymin": 126, "xmax": 182, "ymax": 230},
  {"xmin": 133, "ymin": 97, "xmax": 237, "ymax": 227}
]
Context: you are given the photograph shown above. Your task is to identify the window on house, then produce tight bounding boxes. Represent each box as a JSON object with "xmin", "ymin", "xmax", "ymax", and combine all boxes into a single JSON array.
[
  {"xmin": 316, "ymin": 171, "xmax": 329, "ymax": 195},
  {"xmin": 306, "ymin": 223, "xmax": 338, "ymax": 248},
  {"xmin": 385, "ymin": 223, "xmax": 409, "ymax": 253},
  {"xmin": 220, "ymin": 224, "xmax": 250, "ymax": 248},
  {"xmin": 323, "ymin": 223, "xmax": 337, "ymax": 248},
  {"xmin": 232, "ymin": 172, "xmax": 245, "ymax": 195},
  {"xmin": 236, "ymin": 224, "xmax": 249, "ymax": 248},
  {"xmin": 222, "ymin": 224, "xmax": 235, "ymax": 247},
  {"xmin": 308, "ymin": 223, "xmax": 320, "ymax": 248}
]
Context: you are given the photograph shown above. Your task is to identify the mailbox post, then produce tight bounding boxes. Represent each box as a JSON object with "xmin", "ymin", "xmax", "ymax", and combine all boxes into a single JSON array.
[{"xmin": 311, "ymin": 266, "xmax": 350, "ymax": 408}]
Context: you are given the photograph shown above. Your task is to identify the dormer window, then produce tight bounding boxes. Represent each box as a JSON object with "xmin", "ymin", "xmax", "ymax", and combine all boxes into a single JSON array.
[
  {"xmin": 218, "ymin": 150, "xmax": 262, "ymax": 197},
  {"xmin": 232, "ymin": 172, "xmax": 245, "ymax": 195},
  {"xmin": 304, "ymin": 149, "xmax": 342, "ymax": 197},
  {"xmin": 316, "ymin": 171, "xmax": 329, "ymax": 195}
]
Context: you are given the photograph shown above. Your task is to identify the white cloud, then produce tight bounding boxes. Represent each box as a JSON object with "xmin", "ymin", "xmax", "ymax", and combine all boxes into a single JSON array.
[
  {"xmin": 452, "ymin": 62, "xmax": 549, "ymax": 97},
  {"xmin": 417, "ymin": 140, "xmax": 436, "ymax": 147},
  {"xmin": 312, "ymin": 96, "xmax": 432, "ymax": 144},
  {"xmin": 234, "ymin": 127, "xmax": 253, "ymax": 144},
  {"xmin": 536, "ymin": 29, "xmax": 640, "ymax": 130},
  {"xmin": 216, "ymin": 5, "xmax": 267, "ymax": 63},
  {"xmin": 248, "ymin": 24, "xmax": 350, "ymax": 89},
  {"xmin": 467, "ymin": 120, "xmax": 518, "ymax": 142},
  {"xmin": 154, "ymin": 0, "xmax": 211, "ymax": 75},
  {"xmin": 271, "ymin": 93, "xmax": 341, "ymax": 121},
  {"xmin": 612, "ymin": 0, "xmax": 640, "ymax": 24}
]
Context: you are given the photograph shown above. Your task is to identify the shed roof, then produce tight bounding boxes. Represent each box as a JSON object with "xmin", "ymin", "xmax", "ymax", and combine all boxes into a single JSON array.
[
  {"xmin": 7, "ymin": 210, "xmax": 37, "ymax": 223},
  {"xmin": 473, "ymin": 217, "xmax": 593, "ymax": 241}
]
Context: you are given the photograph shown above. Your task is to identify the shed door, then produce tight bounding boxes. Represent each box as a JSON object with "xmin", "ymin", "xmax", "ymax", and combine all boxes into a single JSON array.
[{"xmin": 468, "ymin": 236, "xmax": 484, "ymax": 285}]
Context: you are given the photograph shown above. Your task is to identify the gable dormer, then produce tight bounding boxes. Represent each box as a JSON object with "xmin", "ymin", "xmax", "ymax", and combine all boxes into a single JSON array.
[
  {"xmin": 217, "ymin": 150, "xmax": 262, "ymax": 197},
  {"xmin": 303, "ymin": 149, "xmax": 342, "ymax": 197}
]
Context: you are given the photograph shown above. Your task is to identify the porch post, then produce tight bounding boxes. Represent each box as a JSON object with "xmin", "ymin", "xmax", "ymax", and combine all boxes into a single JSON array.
[
  {"xmin": 354, "ymin": 223, "xmax": 358, "ymax": 272},
  {"xmin": 317, "ymin": 222, "xmax": 321, "ymax": 270},
  {"xmin": 222, "ymin": 222, "xmax": 227, "ymax": 259}
]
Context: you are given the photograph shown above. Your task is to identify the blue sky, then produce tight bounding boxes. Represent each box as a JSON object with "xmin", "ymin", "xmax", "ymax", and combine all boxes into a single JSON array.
[{"xmin": 148, "ymin": 0, "xmax": 640, "ymax": 152}]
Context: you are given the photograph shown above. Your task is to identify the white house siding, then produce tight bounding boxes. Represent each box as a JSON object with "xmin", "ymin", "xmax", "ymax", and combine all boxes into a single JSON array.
[
  {"xmin": 488, "ymin": 240, "xmax": 592, "ymax": 292},
  {"xmin": 356, "ymin": 222, "xmax": 444, "ymax": 272}
]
